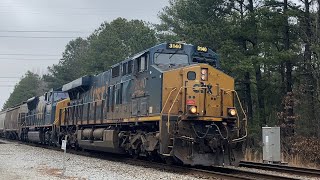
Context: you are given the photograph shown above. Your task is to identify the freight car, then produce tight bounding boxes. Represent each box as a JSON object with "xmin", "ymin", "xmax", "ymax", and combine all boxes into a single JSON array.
[
  {"xmin": 0, "ymin": 111, "xmax": 6, "ymax": 137},
  {"xmin": 1, "ymin": 103, "xmax": 28, "ymax": 139},
  {"xmin": 4, "ymin": 42, "xmax": 247, "ymax": 166}
]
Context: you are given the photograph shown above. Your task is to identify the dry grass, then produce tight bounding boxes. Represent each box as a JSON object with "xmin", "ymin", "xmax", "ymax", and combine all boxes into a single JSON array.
[
  {"xmin": 244, "ymin": 148, "xmax": 262, "ymax": 162},
  {"xmin": 244, "ymin": 149, "xmax": 319, "ymax": 168}
]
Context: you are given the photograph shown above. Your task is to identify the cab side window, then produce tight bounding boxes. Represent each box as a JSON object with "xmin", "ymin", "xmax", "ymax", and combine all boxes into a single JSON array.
[
  {"xmin": 122, "ymin": 62, "xmax": 127, "ymax": 75},
  {"xmin": 112, "ymin": 65, "xmax": 120, "ymax": 78},
  {"xmin": 135, "ymin": 53, "xmax": 149, "ymax": 73},
  {"xmin": 128, "ymin": 60, "xmax": 133, "ymax": 74},
  {"xmin": 114, "ymin": 84, "xmax": 123, "ymax": 105}
]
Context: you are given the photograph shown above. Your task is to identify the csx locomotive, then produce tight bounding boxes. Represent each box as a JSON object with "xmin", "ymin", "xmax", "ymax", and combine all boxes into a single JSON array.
[{"xmin": 0, "ymin": 42, "xmax": 247, "ymax": 166}]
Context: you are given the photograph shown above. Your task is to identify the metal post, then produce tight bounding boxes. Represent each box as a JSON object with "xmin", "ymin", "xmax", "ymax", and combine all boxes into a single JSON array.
[{"xmin": 61, "ymin": 135, "xmax": 67, "ymax": 176}]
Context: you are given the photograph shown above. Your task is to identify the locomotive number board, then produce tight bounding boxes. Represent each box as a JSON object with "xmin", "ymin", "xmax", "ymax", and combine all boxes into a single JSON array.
[
  {"xmin": 167, "ymin": 43, "xmax": 184, "ymax": 50},
  {"xmin": 197, "ymin": 46, "xmax": 208, "ymax": 53}
]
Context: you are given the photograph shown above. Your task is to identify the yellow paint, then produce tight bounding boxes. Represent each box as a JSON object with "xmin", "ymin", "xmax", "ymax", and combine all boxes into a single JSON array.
[
  {"xmin": 124, "ymin": 116, "xmax": 161, "ymax": 122},
  {"xmin": 162, "ymin": 64, "xmax": 235, "ymax": 120},
  {"xmin": 198, "ymin": 117, "xmax": 222, "ymax": 121},
  {"xmin": 54, "ymin": 98, "xmax": 70, "ymax": 125}
]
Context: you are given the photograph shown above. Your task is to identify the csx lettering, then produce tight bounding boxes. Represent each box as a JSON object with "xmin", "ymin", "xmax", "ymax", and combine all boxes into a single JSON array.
[
  {"xmin": 192, "ymin": 84, "xmax": 203, "ymax": 93},
  {"xmin": 193, "ymin": 83, "xmax": 213, "ymax": 94}
]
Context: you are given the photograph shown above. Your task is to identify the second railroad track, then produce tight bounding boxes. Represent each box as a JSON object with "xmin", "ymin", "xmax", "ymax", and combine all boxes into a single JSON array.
[{"xmin": 239, "ymin": 161, "xmax": 320, "ymax": 178}]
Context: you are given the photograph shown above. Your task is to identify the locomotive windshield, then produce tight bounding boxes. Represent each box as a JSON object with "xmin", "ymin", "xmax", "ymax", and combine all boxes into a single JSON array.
[
  {"xmin": 53, "ymin": 92, "xmax": 68, "ymax": 102},
  {"xmin": 154, "ymin": 53, "xmax": 188, "ymax": 65}
]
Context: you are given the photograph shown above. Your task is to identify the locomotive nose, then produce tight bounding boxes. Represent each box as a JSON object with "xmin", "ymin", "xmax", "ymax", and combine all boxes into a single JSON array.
[
  {"xmin": 182, "ymin": 64, "xmax": 236, "ymax": 120},
  {"xmin": 161, "ymin": 63, "xmax": 245, "ymax": 166}
]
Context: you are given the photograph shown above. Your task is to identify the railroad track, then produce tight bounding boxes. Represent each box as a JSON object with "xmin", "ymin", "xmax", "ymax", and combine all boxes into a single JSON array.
[
  {"xmin": 190, "ymin": 166, "xmax": 300, "ymax": 180},
  {"xmin": 123, "ymin": 158, "xmax": 299, "ymax": 180},
  {"xmin": 240, "ymin": 161, "xmax": 320, "ymax": 178},
  {"xmin": 106, "ymin": 157, "xmax": 299, "ymax": 180},
  {"xmin": 0, "ymin": 139, "xmax": 303, "ymax": 179}
]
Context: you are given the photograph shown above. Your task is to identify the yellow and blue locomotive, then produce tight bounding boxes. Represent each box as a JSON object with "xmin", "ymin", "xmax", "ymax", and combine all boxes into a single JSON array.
[
  {"xmin": 3, "ymin": 42, "xmax": 247, "ymax": 166},
  {"xmin": 54, "ymin": 42, "xmax": 247, "ymax": 166}
]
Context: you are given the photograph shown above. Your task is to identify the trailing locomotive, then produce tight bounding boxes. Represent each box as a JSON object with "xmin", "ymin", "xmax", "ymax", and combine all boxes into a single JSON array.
[{"xmin": 1, "ymin": 42, "xmax": 247, "ymax": 166}]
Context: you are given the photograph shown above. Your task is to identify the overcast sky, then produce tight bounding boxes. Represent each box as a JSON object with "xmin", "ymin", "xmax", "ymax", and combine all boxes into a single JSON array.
[{"xmin": 0, "ymin": 0, "xmax": 169, "ymax": 109}]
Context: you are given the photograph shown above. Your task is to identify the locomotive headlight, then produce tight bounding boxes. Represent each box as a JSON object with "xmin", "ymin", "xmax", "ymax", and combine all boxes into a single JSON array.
[
  {"xmin": 201, "ymin": 74, "xmax": 207, "ymax": 80},
  {"xmin": 201, "ymin": 68, "xmax": 208, "ymax": 81},
  {"xmin": 189, "ymin": 106, "xmax": 197, "ymax": 114},
  {"xmin": 201, "ymin": 69, "xmax": 207, "ymax": 75},
  {"xmin": 228, "ymin": 108, "xmax": 237, "ymax": 116}
]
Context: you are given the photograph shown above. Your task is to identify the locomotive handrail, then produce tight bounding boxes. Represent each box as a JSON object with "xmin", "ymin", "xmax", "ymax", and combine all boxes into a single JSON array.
[
  {"xmin": 226, "ymin": 90, "xmax": 248, "ymax": 143},
  {"xmin": 53, "ymin": 109, "xmax": 67, "ymax": 125},
  {"xmin": 20, "ymin": 110, "xmax": 70, "ymax": 127},
  {"xmin": 164, "ymin": 86, "xmax": 247, "ymax": 142},
  {"xmin": 20, "ymin": 116, "xmax": 27, "ymax": 127},
  {"xmin": 166, "ymin": 86, "xmax": 207, "ymax": 133},
  {"xmin": 160, "ymin": 87, "xmax": 177, "ymax": 115},
  {"xmin": 167, "ymin": 86, "xmax": 184, "ymax": 133},
  {"xmin": 21, "ymin": 113, "xmax": 45, "ymax": 127}
]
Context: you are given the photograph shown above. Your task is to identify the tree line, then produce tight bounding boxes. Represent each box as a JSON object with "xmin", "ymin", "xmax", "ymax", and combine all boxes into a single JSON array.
[{"xmin": 4, "ymin": 0, "xmax": 320, "ymax": 143}]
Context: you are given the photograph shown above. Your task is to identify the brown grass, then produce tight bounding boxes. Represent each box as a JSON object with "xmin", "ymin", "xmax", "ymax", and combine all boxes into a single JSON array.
[
  {"xmin": 244, "ymin": 148, "xmax": 262, "ymax": 163},
  {"xmin": 245, "ymin": 149, "xmax": 318, "ymax": 168}
]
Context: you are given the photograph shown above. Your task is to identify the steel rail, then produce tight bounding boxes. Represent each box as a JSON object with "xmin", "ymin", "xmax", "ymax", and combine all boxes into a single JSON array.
[
  {"xmin": 240, "ymin": 161, "xmax": 320, "ymax": 178},
  {"xmin": 197, "ymin": 166, "xmax": 300, "ymax": 180}
]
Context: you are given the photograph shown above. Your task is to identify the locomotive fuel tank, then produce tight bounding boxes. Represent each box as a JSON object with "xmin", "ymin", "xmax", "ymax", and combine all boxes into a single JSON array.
[
  {"xmin": 82, "ymin": 128, "xmax": 93, "ymax": 140},
  {"xmin": 93, "ymin": 128, "xmax": 105, "ymax": 140},
  {"xmin": 28, "ymin": 131, "xmax": 44, "ymax": 143},
  {"xmin": 80, "ymin": 128, "xmax": 105, "ymax": 140},
  {"xmin": 77, "ymin": 129, "xmax": 124, "ymax": 154}
]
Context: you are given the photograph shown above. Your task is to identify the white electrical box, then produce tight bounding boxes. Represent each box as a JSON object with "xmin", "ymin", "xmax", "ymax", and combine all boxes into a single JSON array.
[{"xmin": 262, "ymin": 127, "xmax": 281, "ymax": 163}]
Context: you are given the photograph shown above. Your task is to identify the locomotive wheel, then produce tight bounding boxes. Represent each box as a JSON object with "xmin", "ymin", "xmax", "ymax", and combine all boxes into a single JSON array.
[
  {"xmin": 164, "ymin": 156, "xmax": 174, "ymax": 165},
  {"xmin": 129, "ymin": 149, "xmax": 139, "ymax": 159},
  {"xmin": 133, "ymin": 149, "xmax": 140, "ymax": 159},
  {"xmin": 147, "ymin": 152, "xmax": 156, "ymax": 162}
]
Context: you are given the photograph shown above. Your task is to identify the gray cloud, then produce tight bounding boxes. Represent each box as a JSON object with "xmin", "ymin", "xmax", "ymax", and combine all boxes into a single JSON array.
[{"xmin": 0, "ymin": 0, "xmax": 168, "ymax": 108}]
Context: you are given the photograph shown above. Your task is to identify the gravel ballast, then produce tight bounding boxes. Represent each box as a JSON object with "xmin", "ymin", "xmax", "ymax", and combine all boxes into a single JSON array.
[
  {"xmin": 3, "ymin": 139, "xmax": 314, "ymax": 180},
  {"xmin": 0, "ymin": 140, "xmax": 210, "ymax": 180}
]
